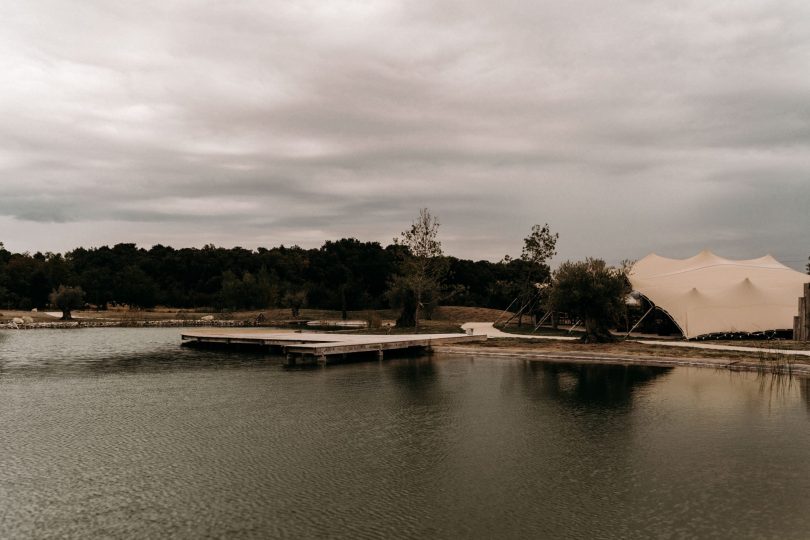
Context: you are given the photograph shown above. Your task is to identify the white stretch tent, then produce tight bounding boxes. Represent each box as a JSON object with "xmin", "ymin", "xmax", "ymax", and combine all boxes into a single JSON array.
[{"xmin": 630, "ymin": 250, "xmax": 810, "ymax": 338}]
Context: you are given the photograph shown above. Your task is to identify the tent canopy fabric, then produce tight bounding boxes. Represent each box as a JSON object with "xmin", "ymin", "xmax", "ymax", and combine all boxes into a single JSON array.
[{"xmin": 629, "ymin": 250, "xmax": 810, "ymax": 338}]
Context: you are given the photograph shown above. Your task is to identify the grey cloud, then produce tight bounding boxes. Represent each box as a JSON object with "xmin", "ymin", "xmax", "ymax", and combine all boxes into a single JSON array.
[{"xmin": 0, "ymin": 0, "xmax": 809, "ymax": 268}]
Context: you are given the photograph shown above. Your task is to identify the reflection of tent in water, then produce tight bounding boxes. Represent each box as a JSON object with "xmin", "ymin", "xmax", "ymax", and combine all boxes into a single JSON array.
[{"xmin": 630, "ymin": 250, "xmax": 810, "ymax": 339}]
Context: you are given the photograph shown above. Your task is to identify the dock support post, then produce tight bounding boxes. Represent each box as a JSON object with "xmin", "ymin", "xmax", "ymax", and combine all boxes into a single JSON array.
[
  {"xmin": 286, "ymin": 353, "xmax": 296, "ymax": 367},
  {"xmin": 802, "ymin": 283, "xmax": 810, "ymax": 341},
  {"xmin": 793, "ymin": 283, "xmax": 810, "ymax": 341},
  {"xmin": 377, "ymin": 349, "xmax": 384, "ymax": 361},
  {"xmin": 316, "ymin": 355, "xmax": 327, "ymax": 366},
  {"xmin": 797, "ymin": 284, "xmax": 810, "ymax": 342}
]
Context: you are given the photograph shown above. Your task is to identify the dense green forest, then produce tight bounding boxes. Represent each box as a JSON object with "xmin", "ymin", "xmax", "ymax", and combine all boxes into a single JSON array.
[{"xmin": 0, "ymin": 240, "xmax": 549, "ymax": 313}]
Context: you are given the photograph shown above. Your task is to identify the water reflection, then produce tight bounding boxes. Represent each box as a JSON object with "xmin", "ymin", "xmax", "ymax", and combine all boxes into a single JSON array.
[
  {"xmin": 756, "ymin": 370, "xmax": 797, "ymax": 409},
  {"xmin": 388, "ymin": 357, "xmax": 438, "ymax": 393},
  {"xmin": 0, "ymin": 327, "xmax": 278, "ymax": 377},
  {"xmin": 716, "ymin": 368, "xmax": 809, "ymax": 412},
  {"xmin": 524, "ymin": 361, "xmax": 672, "ymax": 408},
  {"xmin": 800, "ymin": 377, "xmax": 810, "ymax": 413},
  {"xmin": 386, "ymin": 358, "xmax": 448, "ymax": 422},
  {"xmin": 0, "ymin": 345, "xmax": 276, "ymax": 377},
  {"xmin": 86, "ymin": 350, "xmax": 276, "ymax": 374},
  {"xmin": 2, "ymin": 329, "xmax": 810, "ymax": 538}
]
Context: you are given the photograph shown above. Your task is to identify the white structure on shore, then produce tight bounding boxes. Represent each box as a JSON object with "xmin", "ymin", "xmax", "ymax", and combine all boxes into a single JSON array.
[{"xmin": 630, "ymin": 250, "xmax": 810, "ymax": 338}]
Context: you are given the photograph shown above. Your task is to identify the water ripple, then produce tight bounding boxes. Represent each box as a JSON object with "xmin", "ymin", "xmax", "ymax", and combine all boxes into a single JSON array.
[{"xmin": 0, "ymin": 328, "xmax": 809, "ymax": 538}]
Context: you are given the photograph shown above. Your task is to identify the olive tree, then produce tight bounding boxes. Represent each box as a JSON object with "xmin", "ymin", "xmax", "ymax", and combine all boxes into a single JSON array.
[
  {"xmin": 283, "ymin": 290, "xmax": 307, "ymax": 318},
  {"xmin": 547, "ymin": 258, "xmax": 629, "ymax": 343},
  {"xmin": 49, "ymin": 285, "xmax": 85, "ymax": 321}
]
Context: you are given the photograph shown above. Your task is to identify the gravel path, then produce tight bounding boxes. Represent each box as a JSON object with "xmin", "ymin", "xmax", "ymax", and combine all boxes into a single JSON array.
[{"xmin": 462, "ymin": 321, "xmax": 810, "ymax": 357}]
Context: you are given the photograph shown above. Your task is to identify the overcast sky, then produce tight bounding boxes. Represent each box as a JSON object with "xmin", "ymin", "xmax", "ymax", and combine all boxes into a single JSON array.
[{"xmin": 1, "ymin": 1, "xmax": 809, "ymax": 268}]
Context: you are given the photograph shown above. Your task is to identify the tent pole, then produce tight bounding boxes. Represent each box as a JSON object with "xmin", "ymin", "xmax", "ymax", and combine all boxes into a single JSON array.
[
  {"xmin": 624, "ymin": 306, "xmax": 654, "ymax": 340},
  {"xmin": 503, "ymin": 292, "xmax": 540, "ymax": 326},
  {"xmin": 495, "ymin": 296, "xmax": 520, "ymax": 326},
  {"xmin": 531, "ymin": 311, "xmax": 552, "ymax": 333}
]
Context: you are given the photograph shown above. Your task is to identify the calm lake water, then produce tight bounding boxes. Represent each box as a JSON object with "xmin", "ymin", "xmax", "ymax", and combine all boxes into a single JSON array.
[{"xmin": 1, "ymin": 328, "xmax": 809, "ymax": 539}]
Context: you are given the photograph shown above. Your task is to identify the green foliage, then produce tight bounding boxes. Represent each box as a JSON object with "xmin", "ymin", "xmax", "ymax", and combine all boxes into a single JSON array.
[
  {"xmin": 283, "ymin": 290, "xmax": 307, "ymax": 318},
  {"xmin": 398, "ymin": 208, "xmax": 443, "ymax": 259},
  {"xmin": 495, "ymin": 223, "xmax": 560, "ymax": 326},
  {"xmin": 217, "ymin": 268, "xmax": 278, "ymax": 311},
  {"xmin": 115, "ymin": 265, "xmax": 157, "ymax": 308},
  {"xmin": 389, "ymin": 281, "xmax": 417, "ymax": 327},
  {"xmin": 48, "ymin": 285, "xmax": 85, "ymax": 320},
  {"xmin": 548, "ymin": 258, "xmax": 630, "ymax": 343},
  {"xmin": 387, "ymin": 274, "xmax": 444, "ymax": 326},
  {"xmin": 0, "ymin": 234, "xmax": 550, "ymax": 314},
  {"xmin": 0, "ymin": 285, "xmax": 10, "ymax": 309},
  {"xmin": 79, "ymin": 267, "xmax": 114, "ymax": 309},
  {"xmin": 521, "ymin": 223, "xmax": 558, "ymax": 267}
]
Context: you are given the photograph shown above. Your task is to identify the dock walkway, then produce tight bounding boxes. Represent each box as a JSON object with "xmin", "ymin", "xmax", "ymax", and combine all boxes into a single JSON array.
[{"xmin": 181, "ymin": 330, "xmax": 486, "ymax": 365}]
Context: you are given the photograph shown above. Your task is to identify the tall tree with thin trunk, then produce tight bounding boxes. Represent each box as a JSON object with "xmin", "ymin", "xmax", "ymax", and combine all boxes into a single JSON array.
[
  {"xmin": 394, "ymin": 208, "xmax": 445, "ymax": 328},
  {"xmin": 512, "ymin": 223, "xmax": 558, "ymax": 326},
  {"xmin": 521, "ymin": 223, "xmax": 558, "ymax": 268}
]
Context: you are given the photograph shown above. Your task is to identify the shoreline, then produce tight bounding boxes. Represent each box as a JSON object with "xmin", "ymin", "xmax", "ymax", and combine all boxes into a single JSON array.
[
  {"xmin": 0, "ymin": 319, "xmax": 272, "ymax": 330},
  {"xmin": 434, "ymin": 345, "xmax": 810, "ymax": 376},
  {"xmin": 3, "ymin": 322, "xmax": 808, "ymax": 376}
]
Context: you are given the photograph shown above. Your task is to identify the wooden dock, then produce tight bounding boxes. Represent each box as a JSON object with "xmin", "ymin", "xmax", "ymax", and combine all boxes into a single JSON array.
[{"xmin": 181, "ymin": 330, "xmax": 486, "ymax": 365}]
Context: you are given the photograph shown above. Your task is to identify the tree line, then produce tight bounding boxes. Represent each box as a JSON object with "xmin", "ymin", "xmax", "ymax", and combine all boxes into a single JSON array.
[
  {"xmin": 2, "ymin": 209, "xmax": 640, "ymax": 342},
  {"xmin": 0, "ymin": 230, "xmax": 552, "ymax": 316}
]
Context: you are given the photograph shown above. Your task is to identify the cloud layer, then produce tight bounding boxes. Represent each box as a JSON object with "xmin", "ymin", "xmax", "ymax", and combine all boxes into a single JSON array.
[{"xmin": 1, "ymin": 0, "xmax": 809, "ymax": 267}]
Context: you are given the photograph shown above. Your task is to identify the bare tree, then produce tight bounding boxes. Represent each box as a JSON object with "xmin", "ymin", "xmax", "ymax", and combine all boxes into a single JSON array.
[{"xmin": 394, "ymin": 208, "xmax": 445, "ymax": 329}]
